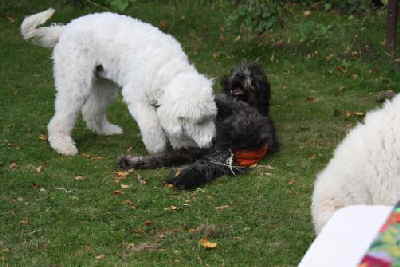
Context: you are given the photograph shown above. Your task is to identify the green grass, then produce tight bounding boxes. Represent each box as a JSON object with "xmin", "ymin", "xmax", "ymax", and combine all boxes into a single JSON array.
[{"xmin": 1, "ymin": 1, "xmax": 399, "ymax": 266}]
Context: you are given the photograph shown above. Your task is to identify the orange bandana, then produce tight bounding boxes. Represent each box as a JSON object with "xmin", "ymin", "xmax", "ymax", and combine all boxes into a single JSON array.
[{"xmin": 233, "ymin": 144, "xmax": 268, "ymax": 167}]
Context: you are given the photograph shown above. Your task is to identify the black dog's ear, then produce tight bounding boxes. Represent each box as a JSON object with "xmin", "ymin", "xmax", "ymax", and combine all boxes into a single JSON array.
[
  {"xmin": 220, "ymin": 75, "xmax": 231, "ymax": 94},
  {"xmin": 259, "ymin": 117, "xmax": 279, "ymax": 153},
  {"xmin": 254, "ymin": 79, "xmax": 271, "ymax": 117}
]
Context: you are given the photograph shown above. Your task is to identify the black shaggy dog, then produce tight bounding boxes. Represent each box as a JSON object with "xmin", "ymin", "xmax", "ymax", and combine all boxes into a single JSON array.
[{"xmin": 119, "ymin": 63, "xmax": 278, "ymax": 189}]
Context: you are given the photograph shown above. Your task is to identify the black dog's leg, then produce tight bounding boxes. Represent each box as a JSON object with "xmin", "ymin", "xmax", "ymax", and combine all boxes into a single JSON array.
[
  {"xmin": 118, "ymin": 148, "xmax": 208, "ymax": 170},
  {"xmin": 165, "ymin": 150, "xmax": 247, "ymax": 189}
]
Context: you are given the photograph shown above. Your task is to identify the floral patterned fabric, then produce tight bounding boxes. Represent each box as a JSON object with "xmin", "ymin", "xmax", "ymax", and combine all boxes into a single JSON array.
[{"xmin": 358, "ymin": 201, "xmax": 400, "ymax": 267}]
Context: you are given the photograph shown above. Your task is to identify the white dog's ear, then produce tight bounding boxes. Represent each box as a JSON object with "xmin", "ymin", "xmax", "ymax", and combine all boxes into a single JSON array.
[
  {"xmin": 174, "ymin": 97, "xmax": 217, "ymax": 123},
  {"xmin": 157, "ymin": 105, "xmax": 183, "ymax": 137}
]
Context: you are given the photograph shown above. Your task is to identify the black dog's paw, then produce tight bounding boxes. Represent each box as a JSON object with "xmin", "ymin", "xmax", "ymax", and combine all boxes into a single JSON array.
[
  {"xmin": 118, "ymin": 156, "xmax": 132, "ymax": 170},
  {"xmin": 164, "ymin": 169, "xmax": 202, "ymax": 190},
  {"xmin": 118, "ymin": 155, "xmax": 145, "ymax": 170}
]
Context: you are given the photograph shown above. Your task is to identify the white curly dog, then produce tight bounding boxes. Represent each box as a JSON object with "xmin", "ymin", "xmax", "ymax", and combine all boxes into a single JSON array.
[
  {"xmin": 21, "ymin": 9, "xmax": 217, "ymax": 156},
  {"xmin": 312, "ymin": 94, "xmax": 400, "ymax": 234}
]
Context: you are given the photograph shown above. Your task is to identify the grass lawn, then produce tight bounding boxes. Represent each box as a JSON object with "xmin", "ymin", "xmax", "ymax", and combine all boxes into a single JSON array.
[{"xmin": 1, "ymin": 0, "xmax": 399, "ymax": 266}]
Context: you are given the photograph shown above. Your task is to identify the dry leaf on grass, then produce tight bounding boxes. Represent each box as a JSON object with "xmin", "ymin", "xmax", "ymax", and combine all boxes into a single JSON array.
[
  {"xmin": 74, "ymin": 176, "xmax": 86, "ymax": 181},
  {"xmin": 19, "ymin": 219, "xmax": 29, "ymax": 225},
  {"xmin": 115, "ymin": 171, "xmax": 129, "ymax": 177},
  {"xmin": 199, "ymin": 238, "xmax": 217, "ymax": 248},
  {"xmin": 121, "ymin": 199, "xmax": 137, "ymax": 208},
  {"xmin": 336, "ymin": 66, "xmax": 347, "ymax": 73},
  {"xmin": 114, "ymin": 171, "xmax": 130, "ymax": 183},
  {"xmin": 143, "ymin": 220, "xmax": 153, "ymax": 226},
  {"xmin": 38, "ymin": 134, "xmax": 48, "ymax": 141},
  {"xmin": 81, "ymin": 153, "xmax": 104, "ymax": 160},
  {"xmin": 113, "ymin": 190, "xmax": 124, "ymax": 195},
  {"xmin": 215, "ymin": 205, "xmax": 230, "ymax": 211},
  {"xmin": 164, "ymin": 183, "xmax": 174, "ymax": 188},
  {"xmin": 175, "ymin": 168, "xmax": 182, "ymax": 176},
  {"xmin": 257, "ymin": 164, "xmax": 274, "ymax": 169},
  {"xmin": 125, "ymin": 242, "xmax": 160, "ymax": 252},
  {"xmin": 136, "ymin": 173, "xmax": 147, "ymax": 185},
  {"xmin": 164, "ymin": 205, "xmax": 178, "ymax": 211},
  {"xmin": 159, "ymin": 20, "xmax": 168, "ymax": 29},
  {"xmin": 95, "ymin": 254, "xmax": 105, "ymax": 260},
  {"xmin": 9, "ymin": 162, "xmax": 17, "ymax": 169},
  {"xmin": 333, "ymin": 110, "xmax": 365, "ymax": 120},
  {"xmin": 6, "ymin": 16, "xmax": 16, "ymax": 23},
  {"xmin": 306, "ymin": 96, "xmax": 318, "ymax": 103},
  {"xmin": 35, "ymin": 166, "xmax": 44, "ymax": 173},
  {"xmin": 345, "ymin": 111, "xmax": 365, "ymax": 119},
  {"xmin": 120, "ymin": 184, "xmax": 130, "ymax": 189}
]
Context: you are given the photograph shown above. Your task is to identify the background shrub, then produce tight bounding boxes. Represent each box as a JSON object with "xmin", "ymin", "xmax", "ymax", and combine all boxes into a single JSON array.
[{"xmin": 226, "ymin": 0, "xmax": 383, "ymax": 35}]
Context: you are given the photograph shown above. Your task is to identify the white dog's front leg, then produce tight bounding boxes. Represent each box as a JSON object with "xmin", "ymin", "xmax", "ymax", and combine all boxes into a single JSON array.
[{"xmin": 126, "ymin": 102, "xmax": 167, "ymax": 153}]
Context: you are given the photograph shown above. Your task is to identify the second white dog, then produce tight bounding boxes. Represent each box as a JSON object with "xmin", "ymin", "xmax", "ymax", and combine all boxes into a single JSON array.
[
  {"xmin": 312, "ymin": 93, "xmax": 400, "ymax": 234},
  {"xmin": 21, "ymin": 9, "xmax": 217, "ymax": 156}
]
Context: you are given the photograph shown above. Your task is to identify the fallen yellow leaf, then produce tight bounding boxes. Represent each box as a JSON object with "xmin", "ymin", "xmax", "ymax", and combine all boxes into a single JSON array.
[
  {"xmin": 121, "ymin": 184, "xmax": 130, "ymax": 189},
  {"xmin": 95, "ymin": 254, "xmax": 105, "ymax": 260},
  {"xmin": 39, "ymin": 134, "xmax": 48, "ymax": 141},
  {"xmin": 19, "ymin": 219, "xmax": 29, "ymax": 225},
  {"xmin": 35, "ymin": 166, "xmax": 44, "ymax": 173},
  {"xmin": 115, "ymin": 171, "xmax": 129, "ymax": 177},
  {"xmin": 215, "ymin": 205, "xmax": 230, "ymax": 211},
  {"xmin": 165, "ymin": 183, "xmax": 174, "ymax": 188},
  {"xmin": 199, "ymin": 238, "xmax": 217, "ymax": 248},
  {"xmin": 164, "ymin": 205, "xmax": 178, "ymax": 211}
]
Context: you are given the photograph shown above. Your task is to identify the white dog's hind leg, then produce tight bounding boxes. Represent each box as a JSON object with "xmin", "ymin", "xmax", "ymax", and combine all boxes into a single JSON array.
[
  {"xmin": 82, "ymin": 78, "xmax": 123, "ymax": 135},
  {"xmin": 48, "ymin": 48, "xmax": 95, "ymax": 156},
  {"xmin": 311, "ymin": 197, "xmax": 344, "ymax": 234},
  {"xmin": 48, "ymin": 90, "xmax": 86, "ymax": 156},
  {"xmin": 125, "ymin": 101, "xmax": 167, "ymax": 153}
]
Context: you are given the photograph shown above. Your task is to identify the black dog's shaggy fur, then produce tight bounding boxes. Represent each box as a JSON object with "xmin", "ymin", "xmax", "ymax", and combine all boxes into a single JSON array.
[{"xmin": 119, "ymin": 63, "xmax": 278, "ymax": 189}]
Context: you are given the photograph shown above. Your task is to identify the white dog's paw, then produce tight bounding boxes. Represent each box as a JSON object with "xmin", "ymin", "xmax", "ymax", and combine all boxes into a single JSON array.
[
  {"xmin": 101, "ymin": 124, "xmax": 123, "ymax": 135},
  {"xmin": 144, "ymin": 138, "xmax": 167, "ymax": 154},
  {"xmin": 48, "ymin": 135, "xmax": 79, "ymax": 156}
]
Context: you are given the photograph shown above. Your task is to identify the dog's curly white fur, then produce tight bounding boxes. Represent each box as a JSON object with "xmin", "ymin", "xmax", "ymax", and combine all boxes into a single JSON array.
[
  {"xmin": 312, "ymin": 94, "xmax": 400, "ymax": 234},
  {"xmin": 21, "ymin": 9, "xmax": 217, "ymax": 156}
]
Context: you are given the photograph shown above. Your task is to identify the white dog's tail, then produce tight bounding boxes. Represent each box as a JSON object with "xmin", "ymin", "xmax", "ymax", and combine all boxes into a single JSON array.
[{"xmin": 21, "ymin": 8, "xmax": 64, "ymax": 48}]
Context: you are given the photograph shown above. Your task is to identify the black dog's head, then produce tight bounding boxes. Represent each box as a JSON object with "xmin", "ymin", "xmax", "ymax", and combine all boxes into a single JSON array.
[{"xmin": 221, "ymin": 62, "xmax": 271, "ymax": 116}]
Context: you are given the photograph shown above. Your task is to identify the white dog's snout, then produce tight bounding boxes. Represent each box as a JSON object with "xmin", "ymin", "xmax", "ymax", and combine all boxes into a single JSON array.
[{"xmin": 193, "ymin": 126, "xmax": 215, "ymax": 148}]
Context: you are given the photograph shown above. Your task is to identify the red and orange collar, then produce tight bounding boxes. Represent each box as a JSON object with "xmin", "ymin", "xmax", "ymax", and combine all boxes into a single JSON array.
[{"xmin": 233, "ymin": 144, "xmax": 268, "ymax": 167}]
